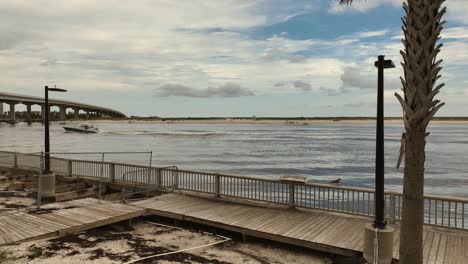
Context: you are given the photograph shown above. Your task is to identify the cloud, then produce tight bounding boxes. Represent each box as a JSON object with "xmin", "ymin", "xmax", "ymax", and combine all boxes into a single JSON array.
[
  {"xmin": 341, "ymin": 67, "xmax": 375, "ymax": 89},
  {"xmin": 259, "ymin": 47, "xmax": 307, "ymax": 63},
  {"xmin": 156, "ymin": 82, "xmax": 254, "ymax": 98},
  {"xmin": 273, "ymin": 80, "xmax": 311, "ymax": 91},
  {"xmin": 352, "ymin": 30, "xmax": 390, "ymax": 38},
  {"xmin": 40, "ymin": 58, "xmax": 58, "ymax": 67},
  {"xmin": 441, "ymin": 27, "xmax": 468, "ymax": 40},
  {"xmin": 293, "ymin": 80, "xmax": 311, "ymax": 91},
  {"xmin": 320, "ymin": 86, "xmax": 345, "ymax": 96},
  {"xmin": 329, "ymin": 0, "xmax": 402, "ymax": 14}
]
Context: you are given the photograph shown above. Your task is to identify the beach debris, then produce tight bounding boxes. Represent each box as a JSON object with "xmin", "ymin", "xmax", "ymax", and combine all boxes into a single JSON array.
[
  {"xmin": 329, "ymin": 178, "xmax": 342, "ymax": 185},
  {"xmin": 279, "ymin": 175, "xmax": 307, "ymax": 183}
]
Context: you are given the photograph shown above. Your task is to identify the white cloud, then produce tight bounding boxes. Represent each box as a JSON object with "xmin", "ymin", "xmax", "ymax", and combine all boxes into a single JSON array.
[
  {"xmin": 353, "ymin": 30, "xmax": 390, "ymax": 38},
  {"xmin": 441, "ymin": 27, "xmax": 468, "ymax": 40},
  {"xmin": 155, "ymin": 83, "xmax": 254, "ymax": 98},
  {"xmin": 329, "ymin": 0, "xmax": 403, "ymax": 14}
]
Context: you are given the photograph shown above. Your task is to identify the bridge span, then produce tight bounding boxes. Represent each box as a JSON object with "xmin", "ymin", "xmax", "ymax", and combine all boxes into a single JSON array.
[{"xmin": 0, "ymin": 92, "xmax": 126, "ymax": 123}]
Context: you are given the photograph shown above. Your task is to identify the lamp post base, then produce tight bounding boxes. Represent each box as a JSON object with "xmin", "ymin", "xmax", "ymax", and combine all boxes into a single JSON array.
[
  {"xmin": 363, "ymin": 223, "xmax": 394, "ymax": 264},
  {"xmin": 39, "ymin": 173, "xmax": 56, "ymax": 198}
]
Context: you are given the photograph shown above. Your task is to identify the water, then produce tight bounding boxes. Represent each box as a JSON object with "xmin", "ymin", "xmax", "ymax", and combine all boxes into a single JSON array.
[{"xmin": 1, "ymin": 121, "xmax": 467, "ymax": 197}]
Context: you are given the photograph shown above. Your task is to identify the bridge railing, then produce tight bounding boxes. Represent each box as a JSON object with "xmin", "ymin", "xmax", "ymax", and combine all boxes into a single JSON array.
[{"xmin": 0, "ymin": 150, "xmax": 466, "ymax": 230}]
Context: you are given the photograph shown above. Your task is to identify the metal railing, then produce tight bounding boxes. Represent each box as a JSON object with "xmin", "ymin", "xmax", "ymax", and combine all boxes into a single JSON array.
[{"xmin": 0, "ymin": 150, "xmax": 466, "ymax": 230}]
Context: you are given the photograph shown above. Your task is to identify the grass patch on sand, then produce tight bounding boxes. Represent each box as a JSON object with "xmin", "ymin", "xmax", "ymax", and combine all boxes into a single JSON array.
[{"xmin": 0, "ymin": 250, "xmax": 16, "ymax": 263}]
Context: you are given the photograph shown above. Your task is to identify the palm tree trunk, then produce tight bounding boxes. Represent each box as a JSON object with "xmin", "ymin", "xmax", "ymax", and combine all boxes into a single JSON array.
[
  {"xmin": 397, "ymin": 0, "xmax": 446, "ymax": 263},
  {"xmin": 399, "ymin": 128, "xmax": 426, "ymax": 263}
]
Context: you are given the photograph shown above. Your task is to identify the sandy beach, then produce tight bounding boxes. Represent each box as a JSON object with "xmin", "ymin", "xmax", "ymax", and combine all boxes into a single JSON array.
[{"xmin": 0, "ymin": 219, "xmax": 332, "ymax": 264}]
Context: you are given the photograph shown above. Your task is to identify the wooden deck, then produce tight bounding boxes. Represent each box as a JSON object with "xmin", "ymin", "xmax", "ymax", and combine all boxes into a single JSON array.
[
  {"xmin": 133, "ymin": 193, "xmax": 468, "ymax": 264},
  {"xmin": 0, "ymin": 198, "xmax": 145, "ymax": 245},
  {"xmin": 0, "ymin": 193, "xmax": 466, "ymax": 263}
]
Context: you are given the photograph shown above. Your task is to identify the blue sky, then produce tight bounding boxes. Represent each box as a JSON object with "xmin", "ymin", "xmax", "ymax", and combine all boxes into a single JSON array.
[{"xmin": 1, "ymin": 0, "xmax": 467, "ymax": 117}]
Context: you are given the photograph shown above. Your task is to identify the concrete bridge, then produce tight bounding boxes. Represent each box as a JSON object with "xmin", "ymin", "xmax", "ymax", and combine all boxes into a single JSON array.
[{"xmin": 0, "ymin": 92, "xmax": 126, "ymax": 123}]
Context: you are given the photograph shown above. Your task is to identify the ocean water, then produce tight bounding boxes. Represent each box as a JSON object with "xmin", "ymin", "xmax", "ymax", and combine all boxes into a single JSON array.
[{"xmin": 0, "ymin": 121, "xmax": 467, "ymax": 197}]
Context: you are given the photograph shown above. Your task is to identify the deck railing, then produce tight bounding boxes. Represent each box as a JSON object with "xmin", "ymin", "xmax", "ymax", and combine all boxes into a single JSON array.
[{"xmin": 0, "ymin": 150, "xmax": 466, "ymax": 230}]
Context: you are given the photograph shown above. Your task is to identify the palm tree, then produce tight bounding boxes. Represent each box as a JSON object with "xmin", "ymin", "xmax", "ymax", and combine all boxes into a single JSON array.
[{"xmin": 340, "ymin": 0, "xmax": 446, "ymax": 263}]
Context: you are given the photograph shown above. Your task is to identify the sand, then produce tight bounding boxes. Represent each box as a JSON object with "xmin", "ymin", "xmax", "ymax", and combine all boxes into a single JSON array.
[{"xmin": 0, "ymin": 219, "xmax": 333, "ymax": 264}]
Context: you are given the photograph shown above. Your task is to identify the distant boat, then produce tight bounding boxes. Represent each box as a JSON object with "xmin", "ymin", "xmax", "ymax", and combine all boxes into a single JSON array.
[{"xmin": 63, "ymin": 123, "xmax": 98, "ymax": 134}]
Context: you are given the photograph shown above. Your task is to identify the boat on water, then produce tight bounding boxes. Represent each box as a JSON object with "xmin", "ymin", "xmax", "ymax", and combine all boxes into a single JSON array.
[{"xmin": 63, "ymin": 123, "xmax": 99, "ymax": 134}]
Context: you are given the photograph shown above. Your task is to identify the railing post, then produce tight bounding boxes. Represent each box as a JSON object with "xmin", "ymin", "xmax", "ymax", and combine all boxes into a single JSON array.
[
  {"xmin": 13, "ymin": 153, "xmax": 18, "ymax": 168},
  {"xmin": 174, "ymin": 170, "xmax": 179, "ymax": 189},
  {"xmin": 214, "ymin": 174, "xmax": 220, "ymax": 198},
  {"xmin": 289, "ymin": 183, "xmax": 295, "ymax": 208},
  {"xmin": 389, "ymin": 193, "xmax": 396, "ymax": 224},
  {"xmin": 109, "ymin": 163, "xmax": 115, "ymax": 182},
  {"xmin": 67, "ymin": 160, "xmax": 73, "ymax": 176},
  {"xmin": 156, "ymin": 168, "xmax": 161, "ymax": 188}
]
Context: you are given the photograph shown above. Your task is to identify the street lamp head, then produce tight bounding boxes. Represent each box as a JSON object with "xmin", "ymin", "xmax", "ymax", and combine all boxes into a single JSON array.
[
  {"xmin": 47, "ymin": 87, "xmax": 67, "ymax": 92},
  {"xmin": 374, "ymin": 57, "xmax": 395, "ymax": 69}
]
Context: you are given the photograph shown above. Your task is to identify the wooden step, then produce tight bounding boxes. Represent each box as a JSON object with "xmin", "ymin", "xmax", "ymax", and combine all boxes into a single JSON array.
[
  {"xmin": 55, "ymin": 182, "xmax": 88, "ymax": 193},
  {"xmin": 8, "ymin": 182, "xmax": 37, "ymax": 190},
  {"xmin": 0, "ymin": 175, "xmax": 32, "ymax": 184},
  {"xmin": 55, "ymin": 186, "xmax": 106, "ymax": 202}
]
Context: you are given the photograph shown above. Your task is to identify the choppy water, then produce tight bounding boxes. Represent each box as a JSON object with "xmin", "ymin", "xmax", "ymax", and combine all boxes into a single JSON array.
[{"xmin": 1, "ymin": 121, "xmax": 467, "ymax": 197}]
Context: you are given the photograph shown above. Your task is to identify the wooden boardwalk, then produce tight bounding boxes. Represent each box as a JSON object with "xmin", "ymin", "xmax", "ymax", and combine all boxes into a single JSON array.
[
  {"xmin": 0, "ymin": 198, "xmax": 145, "ymax": 245},
  {"xmin": 0, "ymin": 194, "xmax": 466, "ymax": 263},
  {"xmin": 133, "ymin": 193, "xmax": 468, "ymax": 264}
]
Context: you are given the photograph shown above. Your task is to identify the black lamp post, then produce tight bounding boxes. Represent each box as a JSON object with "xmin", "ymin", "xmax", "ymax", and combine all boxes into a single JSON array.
[
  {"xmin": 374, "ymin": 55, "xmax": 395, "ymax": 228},
  {"xmin": 44, "ymin": 85, "xmax": 67, "ymax": 174}
]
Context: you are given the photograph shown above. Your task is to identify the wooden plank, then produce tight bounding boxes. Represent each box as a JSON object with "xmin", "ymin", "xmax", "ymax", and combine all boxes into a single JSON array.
[
  {"xmin": 55, "ymin": 182, "xmax": 88, "ymax": 193},
  {"xmin": 313, "ymin": 218, "xmax": 350, "ymax": 245},
  {"xmin": 460, "ymin": 236, "xmax": 468, "ymax": 263},
  {"xmin": 38, "ymin": 210, "xmax": 90, "ymax": 226},
  {"xmin": 0, "ymin": 217, "xmax": 15, "ymax": 244},
  {"xmin": 299, "ymin": 216, "xmax": 338, "ymax": 241},
  {"xmin": 0, "ymin": 217, "xmax": 27, "ymax": 241},
  {"xmin": 345, "ymin": 223, "xmax": 367, "ymax": 251},
  {"xmin": 246, "ymin": 210, "xmax": 295, "ymax": 232},
  {"xmin": 7, "ymin": 214, "xmax": 56, "ymax": 236},
  {"xmin": 427, "ymin": 232, "xmax": 441, "ymax": 264},
  {"xmin": 282, "ymin": 213, "xmax": 322, "ymax": 237},
  {"xmin": 21, "ymin": 213, "xmax": 70, "ymax": 231},
  {"xmin": 273, "ymin": 213, "xmax": 314, "ymax": 236},
  {"xmin": 423, "ymin": 231, "xmax": 435, "ymax": 264},
  {"xmin": 435, "ymin": 233, "xmax": 448, "ymax": 264},
  {"xmin": 451, "ymin": 236, "xmax": 463, "ymax": 264},
  {"xmin": 324, "ymin": 220, "xmax": 361, "ymax": 247},
  {"xmin": 55, "ymin": 209, "xmax": 145, "ymax": 237},
  {"xmin": 295, "ymin": 215, "xmax": 335, "ymax": 240},
  {"xmin": 273, "ymin": 212, "xmax": 317, "ymax": 235},
  {"xmin": 443, "ymin": 235, "xmax": 454, "ymax": 264},
  {"xmin": 36, "ymin": 213, "xmax": 84, "ymax": 228}
]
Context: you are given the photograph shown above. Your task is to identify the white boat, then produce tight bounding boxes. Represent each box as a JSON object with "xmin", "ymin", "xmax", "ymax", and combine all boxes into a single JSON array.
[{"xmin": 63, "ymin": 123, "xmax": 99, "ymax": 134}]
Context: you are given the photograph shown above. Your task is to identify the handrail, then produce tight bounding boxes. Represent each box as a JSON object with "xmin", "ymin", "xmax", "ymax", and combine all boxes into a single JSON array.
[{"xmin": 0, "ymin": 151, "xmax": 466, "ymax": 230}]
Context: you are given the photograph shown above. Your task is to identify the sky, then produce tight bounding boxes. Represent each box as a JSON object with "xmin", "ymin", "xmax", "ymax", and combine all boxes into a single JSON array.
[{"xmin": 1, "ymin": 0, "xmax": 467, "ymax": 117}]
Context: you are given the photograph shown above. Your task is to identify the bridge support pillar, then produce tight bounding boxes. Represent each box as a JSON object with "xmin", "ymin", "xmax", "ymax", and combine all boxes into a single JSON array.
[
  {"xmin": 74, "ymin": 107, "xmax": 80, "ymax": 120},
  {"xmin": 59, "ymin": 106, "xmax": 66, "ymax": 121},
  {"xmin": 41, "ymin": 105, "xmax": 46, "ymax": 124},
  {"xmin": 9, "ymin": 103, "xmax": 16, "ymax": 124},
  {"xmin": 26, "ymin": 104, "xmax": 32, "ymax": 124},
  {"xmin": 0, "ymin": 102, "xmax": 3, "ymax": 117},
  {"xmin": 85, "ymin": 111, "xmax": 90, "ymax": 120}
]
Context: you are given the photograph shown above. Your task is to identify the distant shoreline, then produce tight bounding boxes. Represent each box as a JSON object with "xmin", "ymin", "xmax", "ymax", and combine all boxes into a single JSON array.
[{"xmin": 71, "ymin": 117, "xmax": 468, "ymax": 125}]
